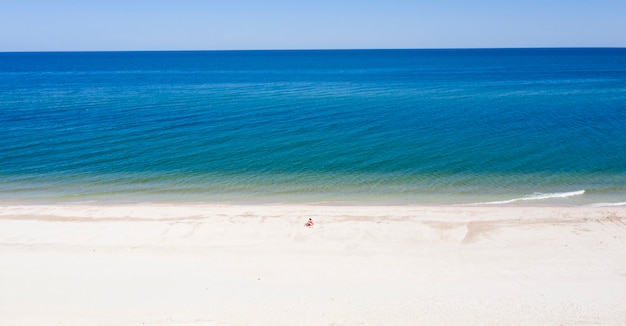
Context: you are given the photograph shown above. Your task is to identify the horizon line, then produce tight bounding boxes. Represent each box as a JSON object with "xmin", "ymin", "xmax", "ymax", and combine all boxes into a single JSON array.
[{"xmin": 1, "ymin": 46, "xmax": 625, "ymax": 54}]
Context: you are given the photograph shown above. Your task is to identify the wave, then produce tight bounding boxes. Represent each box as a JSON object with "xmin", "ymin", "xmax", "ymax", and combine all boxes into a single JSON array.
[
  {"xmin": 589, "ymin": 202, "xmax": 626, "ymax": 207},
  {"xmin": 475, "ymin": 190, "xmax": 585, "ymax": 205}
]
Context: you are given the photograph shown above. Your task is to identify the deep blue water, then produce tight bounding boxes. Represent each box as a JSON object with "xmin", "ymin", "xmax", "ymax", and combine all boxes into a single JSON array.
[{"xmin": 1, "ymin": 49, "xmax": 625, "ymax": 205}]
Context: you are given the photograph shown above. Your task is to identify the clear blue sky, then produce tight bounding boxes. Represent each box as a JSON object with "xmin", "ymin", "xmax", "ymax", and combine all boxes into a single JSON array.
[{"xmin": 1, "ymin": 0, "xmax": 625, "ymax": 51}]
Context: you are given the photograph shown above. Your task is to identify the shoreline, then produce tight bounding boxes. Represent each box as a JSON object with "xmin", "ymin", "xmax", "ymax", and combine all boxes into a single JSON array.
[
  {"xmin": 2, "ymin": 198, "xmax": 626, "ymax": 213},
  {"xmin": 2, "ymin": 192, "xmax": 625, "ymax": 208},
  {"xmin": 2, "ymin": 184, "xmax": 624, "ymax": 207},
  {"xmin": 2, "ymin": 203, "xmax": 625, "ymax": 325}
]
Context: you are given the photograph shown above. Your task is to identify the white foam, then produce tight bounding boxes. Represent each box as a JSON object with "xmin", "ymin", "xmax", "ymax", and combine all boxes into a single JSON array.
[
  {"xmin": 589, "ymin": 202, "xmax": 626, "ymax": 207},
  {"xmin": 475, "ymin": 190, "xmax": 585, "ymax": 205}
]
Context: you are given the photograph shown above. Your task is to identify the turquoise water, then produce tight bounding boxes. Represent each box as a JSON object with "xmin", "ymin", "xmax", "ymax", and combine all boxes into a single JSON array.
[{"xmin": 1, "ymin": 49, "xmax": 625, "ymax": 205}]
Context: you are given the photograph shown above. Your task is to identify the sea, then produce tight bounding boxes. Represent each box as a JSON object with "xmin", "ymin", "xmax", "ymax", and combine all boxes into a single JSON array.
[{"xmin": 1, "ymin": 48, "xmax": 625, "ymax": 206}]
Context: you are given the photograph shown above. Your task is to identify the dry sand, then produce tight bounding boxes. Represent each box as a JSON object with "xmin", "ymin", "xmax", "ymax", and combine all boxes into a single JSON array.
[{"xmin": 1, "ymin": 203, "xmax": 625, "ymax": 325}]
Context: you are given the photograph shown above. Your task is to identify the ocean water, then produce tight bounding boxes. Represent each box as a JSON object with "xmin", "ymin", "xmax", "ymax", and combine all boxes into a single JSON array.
[{"xmin": 1, "ymin": 49, "xmax": 625, "ymax": 205}]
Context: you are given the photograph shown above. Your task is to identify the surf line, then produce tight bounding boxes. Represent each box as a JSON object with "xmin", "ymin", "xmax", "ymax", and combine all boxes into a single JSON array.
[
  {"xmin": 472, "ymin": 190, "xmax": 585, "ymax": 205},
  {"xmin": 589, "ymin": 202, "xmax": 626, "ymax": 207}
]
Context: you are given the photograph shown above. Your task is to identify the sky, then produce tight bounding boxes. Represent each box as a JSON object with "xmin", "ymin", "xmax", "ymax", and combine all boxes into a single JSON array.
[{"xmin": 1, "ymin": 0, "xmax": 625, "ymax": 51}]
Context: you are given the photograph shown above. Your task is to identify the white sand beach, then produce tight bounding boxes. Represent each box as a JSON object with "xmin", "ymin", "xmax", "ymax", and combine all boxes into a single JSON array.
[{"xmin": 1, "ymin": 203, "xmax": 625, "ymax": 325}]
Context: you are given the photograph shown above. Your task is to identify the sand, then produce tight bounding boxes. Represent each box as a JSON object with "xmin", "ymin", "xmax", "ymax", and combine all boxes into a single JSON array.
[{"xmin": 1, "ymin": 203, "xmax": 625, "ymax": 325}]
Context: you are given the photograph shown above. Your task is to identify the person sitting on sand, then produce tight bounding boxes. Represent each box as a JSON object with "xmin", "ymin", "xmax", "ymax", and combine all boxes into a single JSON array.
[{"xmin": 305, "ymin": 218, "xmax": 314, "ymax": 227}]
